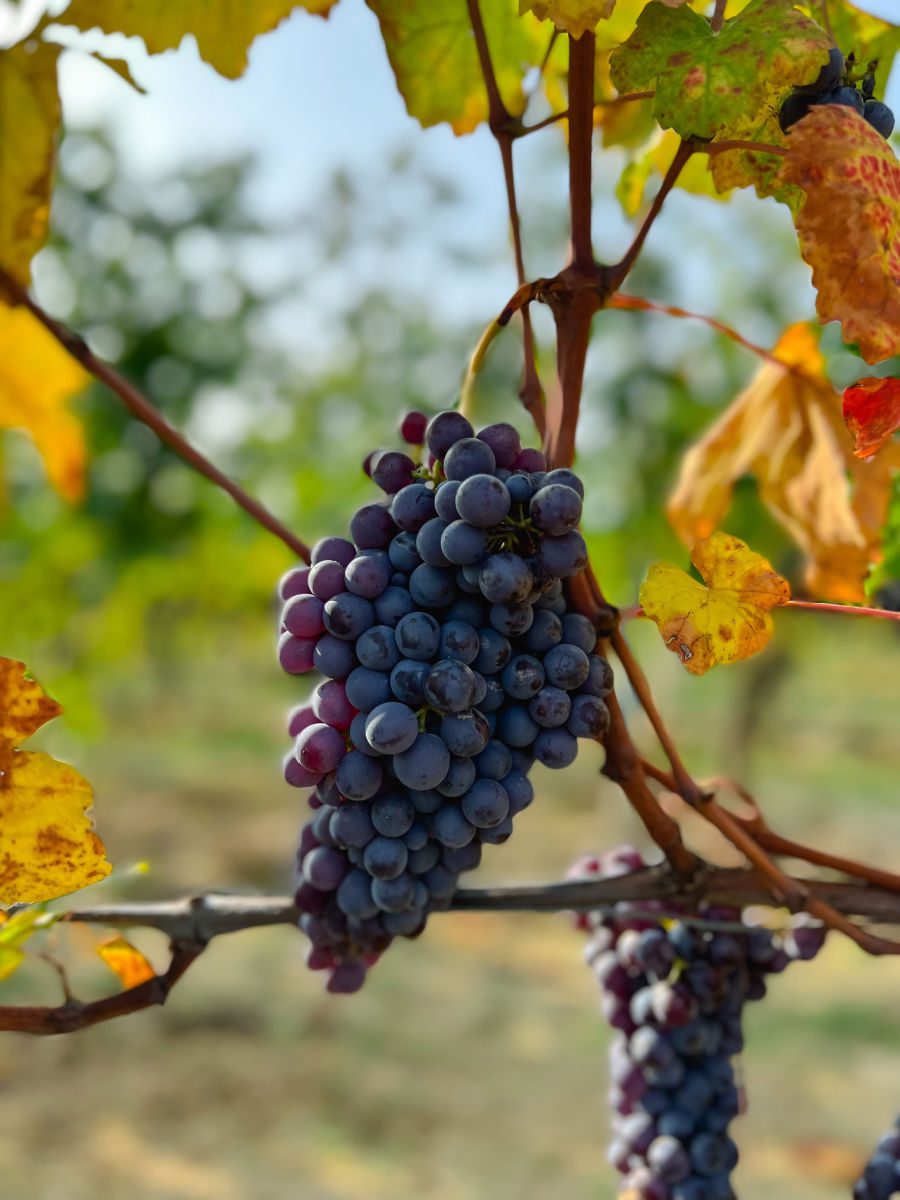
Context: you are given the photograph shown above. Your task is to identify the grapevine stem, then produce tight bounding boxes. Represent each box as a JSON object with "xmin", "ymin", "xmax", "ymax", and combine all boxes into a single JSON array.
[
  {"xmin": 0, "ymin": 269, "xmax": 311, "ymax": 563},
  {"xmin": 786, "ymin": 599, "xmax": 900, "ymax": 624},
  {"xmin": 711, "ymin": 0, "xmax": 727, "ymax": 33},
  {"xmin": 567, "ymin": 31, "xmax": 596, "ymax": 272}
]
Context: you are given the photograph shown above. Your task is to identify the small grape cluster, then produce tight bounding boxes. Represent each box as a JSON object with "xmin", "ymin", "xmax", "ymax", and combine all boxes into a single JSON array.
[
  {"xmin": 855, "ymin": 1119, "xmax": 900, "ymax": 1200},
  {"xmin": 572, "ymin": 848, "xmax": 826, "ymax": 1200},
  {"xmin": 779, "ymin": 47, "xmax": 894, "ymax": 138},
  {"xmin": 277, "ymin": 409, "xmax": 613, "ymax": 992}
]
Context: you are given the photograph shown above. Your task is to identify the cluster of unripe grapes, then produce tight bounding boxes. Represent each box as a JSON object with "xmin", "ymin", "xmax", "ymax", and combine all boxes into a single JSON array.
[
  {"xmin": 277, "ymin": 409, "xmax": 612, "ymax": 991},
  {"xmin": 779, "ymin": 47, "xmax": 894, "ymax": 137},
  {"xmin": 571, "ymin": 848, "xmax": 826, "ymax": 1199}
]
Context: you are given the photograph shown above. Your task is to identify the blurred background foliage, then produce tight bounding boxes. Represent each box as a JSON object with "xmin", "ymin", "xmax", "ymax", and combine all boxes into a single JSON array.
[{"xmin": 2, "ymin": 111, "xmax": 900, "ymax": 1200}]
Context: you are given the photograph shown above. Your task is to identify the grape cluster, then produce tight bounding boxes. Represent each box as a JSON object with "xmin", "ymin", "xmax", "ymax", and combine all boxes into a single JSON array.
[
  {"xmin": 779, "ymin": 48, "xmax": 894, "ymax": 138},
  {"xmin": 855, "ymin": 1119, "xmax": 900, "ymax": 1200},
  {"xmin": 573, "ymin": 848, "xmax": 826, "ymax": 1199},
  {"xmin": 277, "ymin": 409, "xmax": 613, "ymax": 992}
]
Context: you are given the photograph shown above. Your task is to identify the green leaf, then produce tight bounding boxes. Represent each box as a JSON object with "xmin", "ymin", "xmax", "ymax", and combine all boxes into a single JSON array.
[
  {"xmin": 610, "ymin": 0, "xmax": 831, "ymax": 141},
  {"xmin": 802, "ymin": 1, "xmax": 900, "ymax": 85},
  {"xmin": 56, "ymin": 0, "xmax": 338, "ymax": 80},
  {"xmin": 0, "ymin": 42, "xmax": 61, "ymax": 286},
  {"xmin": 366, "ymin": 0, "xmax": 546, "ymax": 135}
]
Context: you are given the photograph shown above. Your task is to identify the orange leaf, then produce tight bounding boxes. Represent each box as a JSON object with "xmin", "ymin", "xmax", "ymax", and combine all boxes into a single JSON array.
[
  {"xmin": 843, "ymin": 377, "xmax": 900, "ymax": 459},
  {"xmin": 97, "ymin": 936, "xmax": 156, "ymax": 990},
  {"xmin": 640, "ymin": 532, "xmax": 790, "ymax": 675},
  {"xmin": 0, "ymin": 658, "xmax": 62, "ymax": 747},
  {"xmin": 781, "ymin": 106, "xmax": 900, "ymax": 364},
  {"xmin": 668, "ymin": 322, "xmax": 900, "ymax": 603}
]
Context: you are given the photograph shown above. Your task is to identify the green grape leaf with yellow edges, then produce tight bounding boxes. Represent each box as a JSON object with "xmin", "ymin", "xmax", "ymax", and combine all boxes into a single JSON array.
[
  {"xmin": 609, "ymin": 0, "xmax": 831, "ymax": 141},
  {"xmin": 57, "ymin": 0, "xmax": 337, "ymax": 80},
  {"xmin": 640, "ymin": 532, "xmax": 791, "ymax": 675},
  {"xmin": 781, "ymin": 105, "xmax": 900, "ymax": 365},
  {"xmin": 367, "ymin": 0, "xmax": 546, "ymax": 134},
  {"xmin": 0, "ymin": 41, "xmax": 61, "ymax": 286}
]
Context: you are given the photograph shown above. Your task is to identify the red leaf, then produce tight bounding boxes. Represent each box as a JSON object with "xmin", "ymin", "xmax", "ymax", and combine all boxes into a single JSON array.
[{"xmin": 843, "ymin": 377, "xmax": 900, "ymax": 459}]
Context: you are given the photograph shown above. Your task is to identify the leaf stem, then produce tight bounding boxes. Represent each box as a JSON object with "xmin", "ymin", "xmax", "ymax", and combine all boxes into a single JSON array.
[
  {"xmin": 786, "ymin": 599, "xmax": 900, "ymax": 623},
  {"xmin": 0, "ymin": 270, "xmax": 311, "ymax": 563}
]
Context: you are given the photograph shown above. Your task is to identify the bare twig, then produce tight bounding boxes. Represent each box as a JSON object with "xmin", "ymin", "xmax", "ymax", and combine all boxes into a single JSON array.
[
  {"xmin": 0, "ymin": 269, "xmax": 311, "ymax": 563},
  {"xmin": 787, "ymin": 600, "xmax": 900, "ymax": 625}
]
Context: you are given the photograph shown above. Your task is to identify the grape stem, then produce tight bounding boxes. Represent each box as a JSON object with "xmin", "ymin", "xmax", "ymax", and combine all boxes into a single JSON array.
[
  {"xmin": 0, "ymin": 268, "xmax": 311, "ymax": 564},
  {"xmin": 786, "ymin": 599, "xmax": 900, "ymax": 623}
]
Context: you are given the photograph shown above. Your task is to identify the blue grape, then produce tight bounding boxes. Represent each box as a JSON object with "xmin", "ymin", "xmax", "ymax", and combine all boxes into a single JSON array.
[
  {"xmin": 479, "ymin": 552, "xmax": 534, "ymax": 604},
  {"xmin": 390, "ymin": 483, "xmax": 436, "ymax": 533},
  {"xmin": 647, "ymin": 1136, "xmax": 692, "ymax": 1185},
  {"xmin": 350, "ymin": 502, "xmax": 396, "ymax": 549},
  {"xmin": 529, "ymin": 483, "xmax": 582, "ymax": 536},
  {"xmin": 690, "ymin": 1135, "xmax": 738, "ymax": 1177},
  {"xmin": 437, "ymin": 754, "xmax": 477, "ymax": 797},
  {"xmin": 439, "ymin": 620, "xmax": 480, "ymax": 664},
  {"xmin": 476, "ymin": 422, "xmax": 521, "ymax": 468},
  {"xmin": 533, "ymin": 530, "xmax": 587, "ymax": 577},
  {"xmin": 422, "ymin": 863, "xmax": 459, "ymax": 899},
  {"xmin": 330, "ymin": 804, "xmax": 376, "ymax": 849},
  {"xmin": 407, "ymin": 843, "xmax": 441, "ymax": 874},
  {"xmin": 443, "ymin": 437, "xmax": 496, "ymax": 481},
  {"xmin": 506, "ymin": 472, "xmax": 533, "ymax": 504},
  {"xmin": 363, "ymin": 836, "xmax": 409, "ymax": 880},
  {"xmin": 408, "ymin": 788, "xmax": 444, "ymax": 814},
  {"xmin": 336, "ymin": 869, "xmax": 379, "ymax": 918},
  {"xmin": 311, "ymin": 536, "xmax": 356, "ymax": 567},
  {"xmin": 416, "ymin": 517, "xmax": 452, "ymax": 567},
  {"xmin": 390, "ymin": 658, "xmax": 430, "ymax": 705},
  {"xmin": 534, "ymin": 727, "xmax": 578, "ymax": 768},
  {"xmin": 409, "ymin": 564, "xmax": 457, "ymax": 608},
  {"xmin": 371, "ymin": 793, "xmax": 416, "ymax": 837},
  {"xmin": 502, "ymin": 769, "xmax": 534, "ymax": 814},
  {"xmin": 544, "ymin": 642, "xmax": 590, "ymax": 689},
  {"xmin": 440, "ymin": 709, "xmax": 491, "ymax": 757},
  {"xmin": 501, "ymin": 653, "xmax": 545, "ymax": 699},
  {"xmin": 489, "ymin": 602, "xmax": 534, "ymax": 637},
  {"xmin": 345, "ymin": 551, "xmax": 391, "ymax": 598},
  {"xmin": 434, "ymin": 479, "xmax": 461, "ymax": 521},
  {"xmin": 323, "ymin": 592, "xmax": 375, "ymax": 640},
  {"xmin": 426, "ymin": 411, "xmax": 474, "ymax": 458},
  {"xmin": 394, "ymin": 733, "xmax": 451, "ymax": 790},
  {"xmin": 479, "ymin": 676, "xmax": 506, "ymax": 713},
  {"xmin": 432, "ymin": 805, "xmax": 476, "ymax": 848},
  {"xmin": 474, "ymin": 739, "xmax": 513, "ymax": 781},
  {"xmin": 529, "ymin": 686, "xmax": 571, "ymax": 728},
  {"xmin": 312, "ymin": 635, "xmax": 355, "ymax": 679},
  {"xmin": 403, "ymin": 821, "xmax": 429, "ymax": 851},
  {"xmin": 395, "ymin": 611, "xmax": 441, "ymax": 660},
  {"xmin": 445, "ymin": 596, "xmax": 487, "ymax": 626},
  {"xmin": 388, "ymin": 531, "xmax": 422, "ymax": 573},
  {"xmin": 542, "ymin": 467, "xmax": 584, "ymax": 498},
  {"xmin": 456, "ymin": 473, "xmax": 511, "ymax": 527},
  {"xmin": 355, "ymin": 625, "xmax": 401, "ymax": 671},
  {"xmin": 461, "ymin": 779, "xmax": 509, "ymax": 828},
  {"xmin": 441, "ymin": 842, "xmax": 482, "ymax": 873},
  {"xmin": 365, "ymin": 702, "xmax": 419, "ymax": 754},
  {"xmin": 474, "ymin": 627, "xmax": 512, "ymax": 674},
  {"xmin": 371, "ymin": 872, "xmax": 416, "ymax": 913},
  {"xmin": 820, "ymin": 84, "xmax": 864, "ymax": 113},
  {"xmin": 561, "ymin": 612, "xmax": 597, "ymax": 654},
  {"xmin": 371, "ymin": 450, "xmax": 415, "ymax": 494},
  {"xmin": 423, "ymin": 660, "xmax": 477, "ymax": 713},
  {"xmin": 865, "ymin": 99, "xmax": 895, "ymax": 138},
  {"xmin": 477, "ymin": 814, "xmax": 513, "ymax": 844},
  {"xmin": 373, "ymin": 584, "xmax": 415, "ymax": 627},
  {"xmin": 522, "ymin": 609, "xmax": 563, "ymax": 654},
  {"xmin": 440, "ymin": 519, "xmax": 488, "ymax": 566},
  {"xmin": 335, "ymin": 752, "xmax": 383, "ymax": 802},
  {"xmin": 567, "ymin": 693, "xmax": 610, "ymax": 738},
  {"xmin": 497, "ymin": 705, "xmax": 539, "ymax": 748}
]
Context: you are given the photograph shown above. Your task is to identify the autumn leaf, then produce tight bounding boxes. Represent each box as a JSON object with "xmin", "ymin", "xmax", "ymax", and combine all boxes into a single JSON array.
[
  {"xmin": 0, "ymin": 303, "xmax": 89, "ymax": 501},
  {"xmin": 668, "ymin": 323, "xmax": 900, "ymax": 603},
  {"xmin": 57, "ymin": 0, "xmax": 336, "ymax": 80},
  {"xmin": 367, "ymin": 0, "xmax": 545, "ymax": 135},
  {"xmin": 615, "ymin": 128, "xmax": 727, "ymax": 216},
  {"xmin": 781, "ymin": 106, "xmax": 900, "ymax": 365},
  {"xmin": 98, "ymin": 936, "xmax": 156, "ymax": 989},
  {"xmin": 640, "ymin": 533, "xmax": 791, "ymax": 675},
  {"xmin": 0, "ymin": 658, "xmax": 110, "ymax": 906},
  {"xmin": 843, "ymin": 378, "xmax": 900, "ymax": 459},
  {"xmin": 801, "ymin": 2, "xmax": 900, "ymax": 84},
  {"xmin": 0, "ymin": 41, "xmax": 61, "ymax": 285},
  {"xmin": 609, "ymin": 0, "xmax": 831, "ymax": 141},
  {"xmin": 519, "ymin": 0, "xmax": 616, "ymax": 39},
  {"xmin": 0, "ymin": 909, "xmax": 56, "ymax": 981}
]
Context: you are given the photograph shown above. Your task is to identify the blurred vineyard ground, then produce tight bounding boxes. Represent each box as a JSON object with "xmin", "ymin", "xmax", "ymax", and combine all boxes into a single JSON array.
[{"xmin": 1, "ymin": 614, "xmax": 899, "ymax": 1200}]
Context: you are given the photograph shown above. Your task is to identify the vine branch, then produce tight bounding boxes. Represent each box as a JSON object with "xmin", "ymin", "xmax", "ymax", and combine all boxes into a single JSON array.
[{"xmin": 0, "ymin": 268, "xmax": 311, "ymax": 564}]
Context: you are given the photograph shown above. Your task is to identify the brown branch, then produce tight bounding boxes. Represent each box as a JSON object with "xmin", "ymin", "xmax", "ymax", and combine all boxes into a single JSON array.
[
  {"xmin": 467, "ymin": 0, "xmax": 545, "ymax": 436},
  {"xmin": 566, "ymin": 31, "xmax": 596, "ymax": 272},
  {"xmin": 611, "ymin": 140, "xmax": 695, "ymax": 285},
  {"xmin": 521, "ymin": 109, "xmax": 568, "ymax": 135},
  {"xmin": 597, "ymin": 91, "xmax": 655, "ymax": 106},
  {"xmin": 0, "ymin": 269, "xmax": 311, "ymax": 564},
  {"xmin": 710, "ymin": 0, "xmax": 727, "ymax": 33}
]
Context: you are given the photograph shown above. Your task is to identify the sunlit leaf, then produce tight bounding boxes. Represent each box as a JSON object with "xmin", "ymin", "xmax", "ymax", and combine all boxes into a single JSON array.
[
  {"xmin": 615, "ymin": 128, "xmax": 728, "ymax": 215},
  {"xmin": 0, "ymin": 41, "xmax": 61, "ymax": 285},
  {"xmin": 0, "ymin": 749, "xmax": 111, "ymax": 905},
  {"xmin": 97, "ymin": 936, "xmax": 156, "ymax": 989},
  {"xmin": 0, "ymin": 658, "xmax": 62, "ymax": 746},
  {"xmin": 0, "ymin": 303, "xmax": 89, "ymax": 501},
  {"xmin": 800, "ymin": 1, "xmax": 900, "ymax": 84},
  {"xmin": 668, "ymin": 323, "xmax": 900, "ymax": 602},
  {"xmin": 640, "ymin": 532, "xmax": 791, "ymax": 675},
  {"xmin": 781, "ymin": 106, "xmax": 900, "ymax": 365},
  {"xmin": 57, "ymin": 0, "xmax": 337, "ymax": 80},
  {"xmin": 0, "ymin": 909, "xmax": 52, "ymax": 981},
  {"xmin": 367, "ymin": 0, "xmax": 546, "ymax": 135},
  {"xmin": 610, "ymin": 0, "xmax": 831, "ymax": 140},
  {"xmin": 519, "ymin": 0, "xmax": 616, "ymax": 39},
  {"xmin": 843, "ymin": 378, "xmax": 900, "ymax": 459}
]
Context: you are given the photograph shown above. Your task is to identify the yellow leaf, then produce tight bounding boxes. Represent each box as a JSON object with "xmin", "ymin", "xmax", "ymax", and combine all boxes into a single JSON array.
[
  {"xmin": 0, "ymin": 657, "xmax": 62, "ymax": 746},
  {"xmin": 640, "ymin": 532, "xmax": 791, "ymax": 675},
  {"xmin": 0, "ymin": 303, "xmax": 89, "ymax": 500},
  {"xmin": 0, "ymin": 41, "xmax": 61, "ymax": 285},
  {"xmin": 781, "ymin": 106, "xmax": 900, "ymax": 364},
  {"xmin": 97, "ymin": 936, "xmax": 156, "ymax": 989},
  {"xmin": 0, "ymin": 750, "xmax": 111, "ymax": 905},
  {"xmin": 519, "ymin": 0, "xmax": 616, "ymax": 39},
  {"xmin": 668, "ymin": 322, "xmax": 900, "ymax": 602},
  {"xmin": 57, "ymin": 0, "xmax": 336, "ymax": 80}
]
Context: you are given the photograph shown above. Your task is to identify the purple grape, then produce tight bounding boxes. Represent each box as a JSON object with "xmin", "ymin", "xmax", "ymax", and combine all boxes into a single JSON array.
[
  {"xmin": 350, "ymin": 502, "xmax": 397, "ymax": 549},
  {"xmin": 461, "ymin": 778, "xmax": 509, "ymax": 828},
  {"xmin": 345, "ymin": 552, "xmax": 392, "ymax": 598},
  {"xmin": 440, "ymin": 709, "xmax": 491, "ymax": 757},
  {"xmin": 284, "ymin": 752, "xmax": 322, "ymax": 789},
  {"xmin": 432, "ymin": 805, "xmax": 476, "ymax": 848},
  {"xmin": 399, "ymin": 409, "xmax": 428, "ymax": 445},
  {"xmin": 313, "ymin": 634, "xmax": 355, "ymax": 679},
  {"xmin": 302, "ymin": 846, "xmax": 350, "ymax": 892},
  {"xmin": 390, "ymin": 658, "xmax": 430, "ymax": 705},
  {"xmin": 434, "ymin": 479, "xmax": 461, "ymax": 521},
  {"xmin": 479, "ymin": 552, "xmax": 534, "ymax": 604},
  {"xmin": 416, "ymin": 517, "xmax": 452, "ymax": 567},
  {"xmin": 513, "ymin": 448, "xmax": 546, "ymax": 472},
  {"xmin": 394, "ymin": 733, "xmax": 451, "ymax": 790},
  {"xmin": 335, "ymin": 752, "xmax": 383, "ymax": 802},
  {"xmin": 426, "ymin": 411, "xmax": 474, "ymax": 459},
  {"xmin": 312, "ymin": 679, "xmax": 355, "ymax": 730},
  {"xmin": 283, "ymin": 593, "xmax": 325, "ymax": 638},
  {"xmin": 279, "ymin": 565, "xmax": 311, "ymax": 599},
  {"xmin": 440, "ymin": 519, "xmax": 488, "ymax": 566},
  {"xmin": 423, "ymin": 660, "xmax": 477, "ymax": 713},
  {"xmin": 443, "ymin": 437, "xmax": 496, "ymax": 481},
  {"xmin": 278, "ymin": 631, "xmax": 316, "ymax": 674},
  {"xmin": 372, "ymin": 450, "xmax": 416, "ymax": 494},
  {"xmin": 371, "ymin": 872, "xmax": 416, "ymax": 912},
  {"xmin": 476, "ymin": 422, "xmax": 521, "ymax": 468},
  {"xmin": 529, "ymin": 483, "xmax": 582, "ymax": 536},
  {"xmin": 455, "ymin": 473, "xmax": 511, "ymax": 527},
  {"xmin": 356, "ymin": 625, "xmax": 401, "ymax": 671},
  {"xmin": 323, "ymin": 592, "xmax": 375, "ymax": 640},
  {"xmin": 297, "ymin": 723, "xmax": 347, "ymax": 774},
  {"xmin": 365, "ymin": 702, "xmax": 419, "ymax": 754},
  {"xmin": 309, "ymin": 559, "xmax": 346, "ymax": 601}
]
